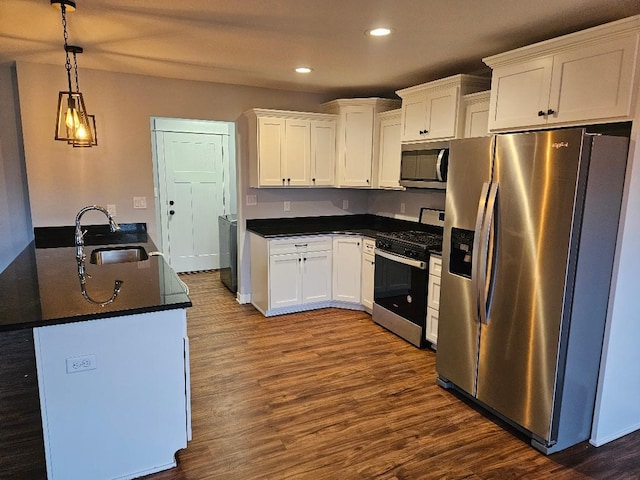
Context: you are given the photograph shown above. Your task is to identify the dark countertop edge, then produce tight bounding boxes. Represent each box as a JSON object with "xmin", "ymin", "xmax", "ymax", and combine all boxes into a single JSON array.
[
  {"xmin": 250, "ymin": 228, "xmax": 379, "ymax": 239},
  {"xmin": 246, "ymin": 214, "xmax": 441, "ymax": 238},
  {"xmin": 0, "ymin": 301, "xmax": 193, "ymax": 332}
]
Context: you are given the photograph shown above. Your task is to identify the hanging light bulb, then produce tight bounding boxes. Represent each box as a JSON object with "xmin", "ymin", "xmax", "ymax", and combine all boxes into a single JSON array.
[{"xmin": 52, "ymin": 0, "xmax": 97, "ymax": 147}]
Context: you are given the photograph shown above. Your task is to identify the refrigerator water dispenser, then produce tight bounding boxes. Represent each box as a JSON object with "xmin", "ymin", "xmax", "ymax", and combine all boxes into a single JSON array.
[{"xmin": 449, "ymin": 228, "xmax": 474, "ymax": 278}]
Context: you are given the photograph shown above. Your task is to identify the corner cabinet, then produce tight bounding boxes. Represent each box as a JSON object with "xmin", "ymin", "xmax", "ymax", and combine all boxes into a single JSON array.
[
  {"xmin": 396, "ymin": 74, "xmax": 490, "ymax": 143},
  {"xmin": 484, "ymin": 17, "xmax": 640, "ymax": 132},
  {"xmin": 321, "ymin": 98, "xmax": 400, "ymax": 187},
  {"xmin": 245, "ymin": 109, "xmax": 337, "ymax": 187}
]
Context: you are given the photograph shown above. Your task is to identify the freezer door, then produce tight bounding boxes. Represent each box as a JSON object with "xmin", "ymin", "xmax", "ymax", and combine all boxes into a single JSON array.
[
  {"xmin": 476, "ymin": 129, "xmax": 588, "ymax": 442},
  {"xmin": 436, "ymin": 136, "xmax": 493, "ymax": 395}
]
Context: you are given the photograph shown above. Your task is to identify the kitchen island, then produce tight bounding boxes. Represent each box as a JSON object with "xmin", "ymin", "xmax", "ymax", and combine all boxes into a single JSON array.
[{"xmin": 0, "ymin": 224, "xmax": 192, "ymax": 480}]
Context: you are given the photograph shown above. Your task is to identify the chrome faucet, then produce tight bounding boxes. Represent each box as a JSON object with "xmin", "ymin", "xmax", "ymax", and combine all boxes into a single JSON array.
[{"xmin": 75, "ymin": 205, "xmax": 120, "ymax": 261}]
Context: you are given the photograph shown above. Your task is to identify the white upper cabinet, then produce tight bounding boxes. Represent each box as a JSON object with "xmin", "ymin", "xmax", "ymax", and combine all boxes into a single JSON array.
[
  {"xmin": 462, "ymin": 91, "xmax": 491, "ymax": 138},
  {"xmin": 396, "ymin": 75, "xmax": 490, "ymax": 144},
  {"xmin": 310, "ymin": 119, "xmax": 336, "ymax": 186},
  {"xmin": 376, "ymin": 109, "xmax": 403, "ymax": 189},
  {"xmin": 484, "ymin": 16, "xmax": 640, "ymax": 132},
  {"xmin": 322, "ymin": 98, "xmax": 400, "ymax": 188},
  {"xmin": 246, "ymin": 109, "xmax": 337, "ymax": 187}
]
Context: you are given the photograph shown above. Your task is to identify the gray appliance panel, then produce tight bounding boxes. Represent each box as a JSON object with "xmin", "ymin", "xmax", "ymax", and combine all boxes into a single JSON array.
[
  {"xmin": 436, "ymin": 136, "xmax": 494, "ymax": 395},
  {"xmin": 475, "ymin": 129, "xmax": 588, "ymax": 441}
]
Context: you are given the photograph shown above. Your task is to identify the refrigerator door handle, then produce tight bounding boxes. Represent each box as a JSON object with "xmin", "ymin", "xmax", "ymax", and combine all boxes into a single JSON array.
[
  {"xmin": 472, "ymin": 181, "xmax": 491, "ymax": 322},
  {"xmin": 479, "ymin": 182, "xmax": 499, "ymax": 325}
]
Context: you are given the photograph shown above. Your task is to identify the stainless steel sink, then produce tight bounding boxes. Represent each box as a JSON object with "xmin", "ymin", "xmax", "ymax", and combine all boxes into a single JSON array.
[{"xmin": 89, "ymin": 246, "xmax": 149, "ymax": 265}]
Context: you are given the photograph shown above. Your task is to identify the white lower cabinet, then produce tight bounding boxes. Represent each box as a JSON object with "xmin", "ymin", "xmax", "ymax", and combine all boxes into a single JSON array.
[
  {"xmin": 251, "ymin": 234, "xmax": 333, "ymax": 315},
  {"xmin": 34, "ymin": 310, "xmax": 191, "ymax": 480},
  {"xmin": 332, "ymin": 236, "xmax": 362, "ymax": 304},
  {"xmin": 426, "ymin": 255, "xmax": 442, "ymax": 347},
  {"xmin": 360, "ymin": 238, "xmax": 376, "ymax": 313},
  {"xmin": 269, "ymin": 252, "xmax": 303, "ymax": 308}
]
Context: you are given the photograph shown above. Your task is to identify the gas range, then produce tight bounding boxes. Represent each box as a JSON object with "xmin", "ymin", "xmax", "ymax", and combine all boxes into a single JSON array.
[{"xmin": 376, "ymin": 230, "xmax": 442, "ymax": 262}]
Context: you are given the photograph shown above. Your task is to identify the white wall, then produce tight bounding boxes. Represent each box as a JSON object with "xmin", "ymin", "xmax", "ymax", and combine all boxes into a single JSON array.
[
  {"xmin": 367, "ymin": 188, "xmax": 445, "ymax": 221},
  {"xmin": 0, "ymin": 62, "xmax": 32, "ymax": 272},
  {"xmin": 591, "ymin": 89, "xmax": 640, "ymax": 445},
  {"xmin": 15, "ymin": 61, "xmax": 327, "ymax": 243}
]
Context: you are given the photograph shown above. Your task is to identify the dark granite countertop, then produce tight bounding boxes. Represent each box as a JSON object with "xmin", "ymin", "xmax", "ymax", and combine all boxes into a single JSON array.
[
  {"xmin": 0, "ymin": 224, "xmax": 191, "ymax": 332},
  {"xmin": 246, "ymin": 214, "xmax": 443, "ymax": 238}
]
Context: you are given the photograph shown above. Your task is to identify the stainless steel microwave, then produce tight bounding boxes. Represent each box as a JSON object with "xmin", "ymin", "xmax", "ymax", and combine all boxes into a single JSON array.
[{"xmin": 400, "ymin": 141, "xmax": 449, "ymax": 189}]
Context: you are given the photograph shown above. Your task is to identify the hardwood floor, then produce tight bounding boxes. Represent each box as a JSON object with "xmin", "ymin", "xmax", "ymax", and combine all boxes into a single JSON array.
[{"xmin": 145, "ymin": 271, "xmax": 640, "ymax": 480}]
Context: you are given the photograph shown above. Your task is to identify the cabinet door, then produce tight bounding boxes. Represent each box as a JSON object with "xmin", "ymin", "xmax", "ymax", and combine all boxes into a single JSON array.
[
  {"xmin": 339, "ymin": 107, "xmax": 374, "ymax": 186},
  {"xmin": 548, "ymin": 35, "xmax": 638, "ymax": 124},
  {"xmin": 301, "ymin": 250, "xmax": 332, "ymax": 304},
  {"xmin": 488, "ymin": 57, "xmax": 553, "ymax": 131},
  {"xmin": 258, "ymin": 117, "xmax": 285, "ymax": 186},
  {"xmin": 283, "ymin": 119, "xmax": 310, "ymax": 186},
  {"xmin": 332, "ymin": 236, "xmax": 362, "ymax": 303},
  {"xmin": 427, "ymin": 273, "xmax": 441, "ymax": 311},
  {"xmin": 377, "ymin": 115, "xmax": 402, "ymax": 188},
  {"xmin": 361, "ymin": 253, "xmax": 375, "ymax": 312},
  {"xmin": 425, "ymin": 306, "xmax": 439, "ymax": 345},
  {"xmin": 401, "ymin": 94, "xmax": 428, "ymax": 142},
  {"xmin": 310, "ymin": 120, "xmax": 336, "ymax": 186},
  {"xmin": 424, "ymin": 86, "xmax": 459, "ymax": 140},
  {"xmin": 464, "ymin": 97, "xmax": 490, "ymax": 138},
  {"xmin": 269, "ymin": 253, "xmax": 301, "ymax": 308}
]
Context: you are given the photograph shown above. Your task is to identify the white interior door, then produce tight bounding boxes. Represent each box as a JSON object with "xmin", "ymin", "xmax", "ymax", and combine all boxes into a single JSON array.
[{"xmin": 153, "ymin": 118, "xmax": 234, "ymax": 273}]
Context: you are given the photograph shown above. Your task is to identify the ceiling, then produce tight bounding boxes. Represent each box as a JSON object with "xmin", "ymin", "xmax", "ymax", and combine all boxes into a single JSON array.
[{"xmin": 2, "ymin": 0, "xmax": 640, "ymax": 97}]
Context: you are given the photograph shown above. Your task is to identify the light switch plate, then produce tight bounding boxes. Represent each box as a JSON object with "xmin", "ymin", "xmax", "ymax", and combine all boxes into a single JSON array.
[
  {"xmin": 133, "ymin": 196, "xmax": 147, "ymax": 209},
  {"xmin": 400, "ymin": 203, "xmax": 406, "ymax": 214},
  {"xmin": 284, "ymin": 201, "xmax": 291, "ymax": 212},
  {"xmin": 342, "ymin": 199, "xmax": 349, "ymax": 210},
  {"xmin": 246, "ymin": 195, "xmax": 257, "ymax": 206}
]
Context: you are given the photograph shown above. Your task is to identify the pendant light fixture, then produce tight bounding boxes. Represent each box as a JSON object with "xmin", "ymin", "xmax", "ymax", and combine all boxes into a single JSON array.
[{"xmin": 52, "ymin": 0, "xmax": 97, "ymax": 147}]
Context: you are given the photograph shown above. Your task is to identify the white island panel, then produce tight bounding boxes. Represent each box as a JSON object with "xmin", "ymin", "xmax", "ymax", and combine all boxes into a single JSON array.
[{"xmin": 34, "ymin": 309, "xmax": 190, "ymax": 480}]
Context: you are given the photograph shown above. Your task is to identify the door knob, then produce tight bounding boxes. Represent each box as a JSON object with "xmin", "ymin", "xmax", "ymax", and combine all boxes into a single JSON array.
[
  {"xmin": 169, "ymin": 200, "xmax": 175, "ymax": 206},
  {"xmin": 169, "ymin": 210, "xmax": 175, "ymax": 215}
]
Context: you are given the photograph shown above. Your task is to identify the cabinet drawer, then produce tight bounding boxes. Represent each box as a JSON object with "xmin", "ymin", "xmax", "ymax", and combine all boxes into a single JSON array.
[
  {"xmin": 429, "ymin": 255, "xmax": 442, "ymax": 277},
  {"xmin": 269, "ymin": 235, "xmax": 332, "ymax": 255},
  {"xmin": 362, "ymin": 238, "xmax": 376, "ymax": 256}
]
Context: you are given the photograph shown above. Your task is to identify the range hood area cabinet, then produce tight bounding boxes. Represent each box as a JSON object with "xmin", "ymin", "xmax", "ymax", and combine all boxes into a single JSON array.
[
  {"xmin": 396, "ymin": 74, "xmax": 490, "ymax": 143},
  {"xmin": 321, "ymin": 98, "xmax": 400, "ymax": 188},
  {"xmin": 245, "ymin": 109, "xmax": 338, "ymax": 187},
  {"xmin": 483, "ymin": 16, "xmax": 640, "ymax": 132}
]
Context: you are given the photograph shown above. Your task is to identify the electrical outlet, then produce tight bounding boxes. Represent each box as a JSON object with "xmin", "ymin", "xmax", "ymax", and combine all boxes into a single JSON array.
[
  {"xmin": 106, "ymin": 204, "xmax": 116, "ymax": 216},
  {"xmin": 66, "ymin": 354, "xmax": 96, "ymax": 374},
  {"xmin": 133, "ymin": 196, "xmax": 147, "ymax": 209},
  {"xmin": 284, "ymin": 201, "xmax": 291, "ymax": 212},
  {"xmin": 400, "ymin": 203, "xmax": 406, "ymax": 214},
  {"xmin": 342, "ymin": 199, "xmax": 349, "ymax": 210},
  {"xmin": 246, "ymin": 194, "xmax": 257, "ymax": 206}
]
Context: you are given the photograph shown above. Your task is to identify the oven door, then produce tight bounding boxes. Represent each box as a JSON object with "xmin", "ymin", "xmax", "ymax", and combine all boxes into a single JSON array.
[{"xmin": 373, "ymin": 250, "xmax": 428, "ymax": 326}]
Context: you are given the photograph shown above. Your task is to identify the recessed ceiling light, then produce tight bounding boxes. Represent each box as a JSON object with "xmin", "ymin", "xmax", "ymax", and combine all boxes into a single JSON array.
[
  {"xmin": 295, "ymin": 67, "xmax": 312, "ymax": 74},
  {"xmin": 368, "ymin": 27, "xmax": 392, "ymax": 37}
]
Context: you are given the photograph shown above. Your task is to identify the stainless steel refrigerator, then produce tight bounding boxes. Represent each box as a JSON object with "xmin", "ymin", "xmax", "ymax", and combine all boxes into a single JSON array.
[{"xmin": 436, "ymin": 128, "xmax": 628, "ymax": 454}]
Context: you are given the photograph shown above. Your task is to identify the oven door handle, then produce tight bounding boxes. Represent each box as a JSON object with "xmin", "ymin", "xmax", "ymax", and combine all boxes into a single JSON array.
[{"xmin": 375, "ymin": 250, "xmax": 427, "ymax": 270}]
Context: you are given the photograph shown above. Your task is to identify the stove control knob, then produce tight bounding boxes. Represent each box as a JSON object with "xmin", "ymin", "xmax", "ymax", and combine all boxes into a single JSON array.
[{"xmin": 405, "ymin": 249, "xmax": 413, "ymax": 258}]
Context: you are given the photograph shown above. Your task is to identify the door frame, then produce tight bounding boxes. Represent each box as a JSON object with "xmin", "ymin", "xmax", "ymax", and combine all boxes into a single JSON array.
[{"xmin": 150, "ymin": 117, "xmax": 236, "ymax": 256}]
